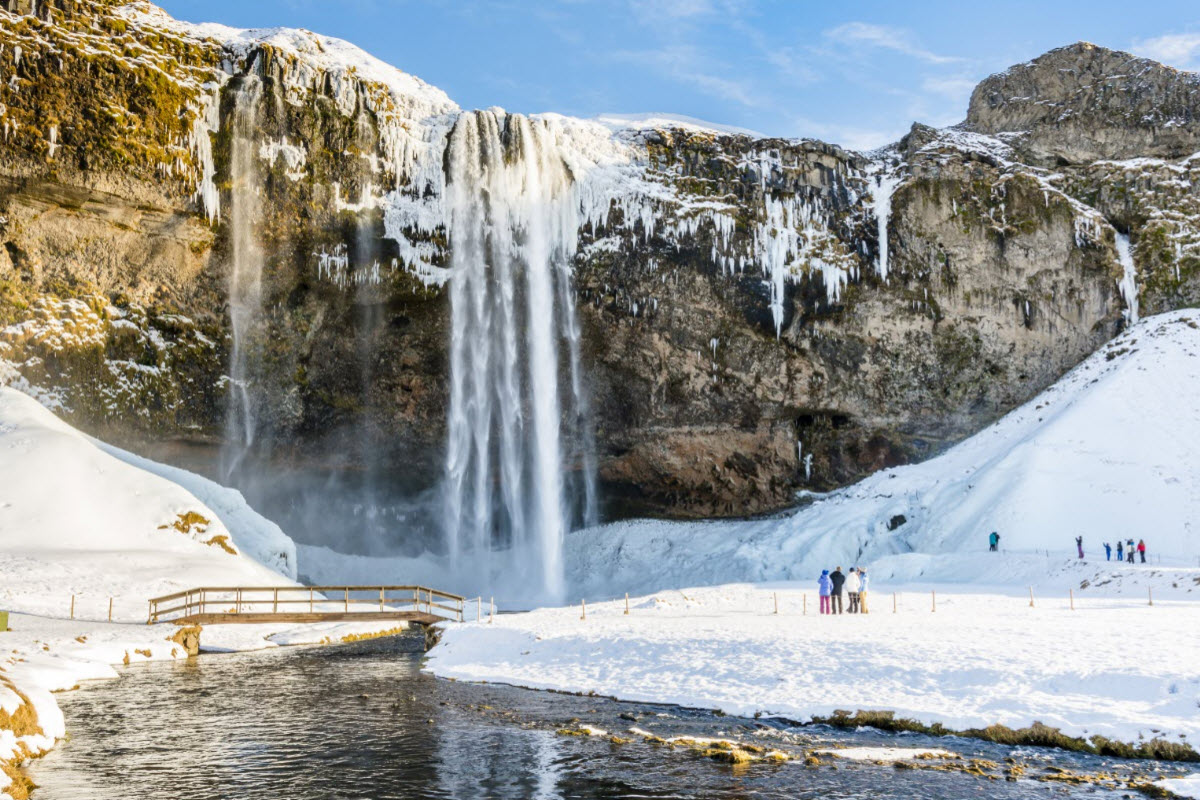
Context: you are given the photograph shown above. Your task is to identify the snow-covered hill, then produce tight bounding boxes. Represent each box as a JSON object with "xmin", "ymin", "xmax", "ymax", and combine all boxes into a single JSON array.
[
  {"xmin": 0, "ymin": 387, "xmax": 297, "ymax": 621},
  {"xmin": 569, "ymin": 310, "xmax": 1200, "ymax": 598}
]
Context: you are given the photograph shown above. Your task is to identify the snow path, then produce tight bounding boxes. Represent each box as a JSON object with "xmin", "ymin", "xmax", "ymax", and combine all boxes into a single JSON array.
[{"xmin": 428, "ymin": 582, "xmax": 1200, "ymax": 748}]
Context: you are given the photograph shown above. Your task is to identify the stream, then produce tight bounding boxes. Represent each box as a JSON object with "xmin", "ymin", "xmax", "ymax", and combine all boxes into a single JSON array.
[{"xmin": 30, "ymin": 634, "xmax": 1181, "ymax": 799}]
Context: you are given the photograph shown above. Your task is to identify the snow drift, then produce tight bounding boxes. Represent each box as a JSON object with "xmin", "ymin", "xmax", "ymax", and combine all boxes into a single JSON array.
[
  {"xmin": 568, "ymin": 310, "xmax": 1200, "ymax": 598},
  {"xmin": 0, "ymin": 387, "xmax": 297, "ymax": 620}
]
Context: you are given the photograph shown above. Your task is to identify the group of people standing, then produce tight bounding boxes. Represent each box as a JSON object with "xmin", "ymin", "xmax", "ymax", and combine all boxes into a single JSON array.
[
  {"xmin": 1104, "ymin": 539, "xmax": 1147, "ymax": 563},
  {"xmin": 817, "ymin": 566, "xmax": 868, "ymax": 614}
]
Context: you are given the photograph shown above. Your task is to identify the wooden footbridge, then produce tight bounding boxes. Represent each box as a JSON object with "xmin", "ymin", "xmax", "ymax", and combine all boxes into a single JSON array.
[{"xmin": 147, "ymin": 585, "xmax": 466, "ymax": 627}]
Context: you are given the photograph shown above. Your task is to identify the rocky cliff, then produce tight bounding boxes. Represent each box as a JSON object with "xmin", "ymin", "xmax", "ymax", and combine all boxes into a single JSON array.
[{"xmin": 0, "ymin": 2, "xmax": 1194, "ymax": 551}]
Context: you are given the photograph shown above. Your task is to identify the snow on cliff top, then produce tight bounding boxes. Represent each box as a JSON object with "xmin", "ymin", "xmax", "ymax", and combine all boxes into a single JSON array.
[
  {"xmin": 594, "ymin": 112, "xmax": 764, "ymax": 138},
  {"xmin": 117, "ymin": 1, "xmax": 459, "ymax": 119},
  {"xmin": 0, "ymin": 387, "xmax": 297, "ymax": 620},
  {"xmin": 569, "ymin": 310, "xmax": 1200, "ymax": 597}
]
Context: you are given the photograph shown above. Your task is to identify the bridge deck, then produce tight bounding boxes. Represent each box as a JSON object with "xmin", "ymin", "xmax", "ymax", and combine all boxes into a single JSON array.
[
  {"xmin": 148, "ymin": 585, "xmax": 465, "ymax": 626},
  {"xmin": 170, "ymin": 611, "xmax": 446, "ymax": 626}
]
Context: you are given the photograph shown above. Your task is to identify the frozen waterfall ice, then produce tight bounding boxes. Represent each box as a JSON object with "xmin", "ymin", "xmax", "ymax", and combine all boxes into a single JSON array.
[{"xmin": 441, "ymin": 110, "xmax": 597, "ymax": 603}]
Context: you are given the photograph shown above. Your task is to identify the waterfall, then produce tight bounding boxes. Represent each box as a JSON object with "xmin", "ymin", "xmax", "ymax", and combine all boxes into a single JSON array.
[
  {"xmin": 221, "ymin": 76, "xmax": 265, "ymax": 482},
  {"xmin": 441, "ymin": 110, "xmax": 595, "ymax": 603},
  {"xmin": 1115, "ymin": 232, "xmax": 1140, "ymax": 324},
  {"xmin": 872, "ymin": 173, "xmax": 900, "ymax": 281}
]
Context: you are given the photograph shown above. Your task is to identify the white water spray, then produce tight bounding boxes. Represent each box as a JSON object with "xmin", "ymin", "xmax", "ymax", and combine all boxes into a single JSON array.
[{"xmin": 441, "ymin": 110, "xmax": 596, "ymax": 603}]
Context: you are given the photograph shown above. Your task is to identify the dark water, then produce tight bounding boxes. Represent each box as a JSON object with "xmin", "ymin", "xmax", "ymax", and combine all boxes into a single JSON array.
[{"xmin": 31, "ymin": 636, "xmax": 1184, "ymax": 799}]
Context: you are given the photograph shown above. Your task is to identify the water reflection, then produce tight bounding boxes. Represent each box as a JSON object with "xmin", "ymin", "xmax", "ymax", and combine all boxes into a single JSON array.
[{"xmin": 31, "ymin": 636, "xmax": 1166, "ymax": 800}]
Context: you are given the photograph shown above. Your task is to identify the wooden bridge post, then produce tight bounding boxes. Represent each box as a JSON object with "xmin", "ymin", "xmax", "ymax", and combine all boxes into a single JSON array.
[
  {"xmin": 344, "ymin": 588, "xmax": 349, "ymax": 613},
  {"xmin": 379, "ymin": 587, "xmax": 384, "ymax": 612},
  {"xmin": 147, "ymin": 599, "xmax": 153, "ymax": 625},
  {"xmin": 108, "ymin": 597, "xmax": 113, "ymax": 622},
  {"xmin": 236, "ymin": 588, "xmax": 242, "ymax": 614},
  {"xmin": 201, "ymin": 589, "xmax": 206, "ymax": 618},
  {"xmin": 309, "ymin": 587, "xmax": 314, "ymax": 613}
]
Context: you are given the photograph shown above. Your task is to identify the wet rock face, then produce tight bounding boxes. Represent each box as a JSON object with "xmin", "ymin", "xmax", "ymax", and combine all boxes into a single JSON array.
[{"xmin": 967, "ymin": 42, "xmax": 1200, "ymax": 165}]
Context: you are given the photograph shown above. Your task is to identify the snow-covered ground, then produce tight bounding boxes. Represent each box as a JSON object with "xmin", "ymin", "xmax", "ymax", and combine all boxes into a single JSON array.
[
  {"xmin": 428, "ymin": 577, "xmax": 1200, "ymax": 749},
  {"xmin": 0, "ymin": 387, "xmax": 407, "ymax": 795}
]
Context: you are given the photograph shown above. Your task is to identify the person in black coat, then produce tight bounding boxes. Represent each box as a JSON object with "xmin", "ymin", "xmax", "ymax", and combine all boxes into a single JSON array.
[{"xmin": 829, "ymin": 567, "xmax": 846, "ymax": 614}]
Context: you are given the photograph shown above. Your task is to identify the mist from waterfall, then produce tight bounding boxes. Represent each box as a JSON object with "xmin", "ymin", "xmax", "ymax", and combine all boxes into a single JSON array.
[
  {"xmin": 441, "ymin": 110, "xmax": 597, "ymax": 604},
  {"xmin": 221, "ymin": 76, "xmax": 265, "ymax": 483}
]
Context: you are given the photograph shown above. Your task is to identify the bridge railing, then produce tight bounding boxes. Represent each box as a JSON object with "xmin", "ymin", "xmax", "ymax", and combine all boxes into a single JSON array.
[{"xmin": 147, "ymin": 585, "xmax": 466, "ymax": 625}]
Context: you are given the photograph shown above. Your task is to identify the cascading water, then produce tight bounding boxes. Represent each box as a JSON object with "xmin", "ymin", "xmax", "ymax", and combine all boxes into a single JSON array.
[
  {"xmin": 221, "ymin": 76, "xmax": 265, "ymax": 483},
  {"xmin": 441, "ymin": 110, "xmax": 595, "ymax": 603}
]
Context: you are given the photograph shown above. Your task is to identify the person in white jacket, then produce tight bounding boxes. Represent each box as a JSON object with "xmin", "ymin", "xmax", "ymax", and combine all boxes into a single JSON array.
[{"xmin": 845, "ymin": 568, "xmax": 862, "ymax": 613}]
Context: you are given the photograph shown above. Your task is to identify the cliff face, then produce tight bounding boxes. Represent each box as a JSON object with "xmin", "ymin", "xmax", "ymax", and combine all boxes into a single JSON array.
[
  {"xmin": 0, "ymin": 4, "xmax": 1192, "ymax": 545},
  {"xmin": 967, "ymin": 42, "xmax": 1200, "ymax": 165}
]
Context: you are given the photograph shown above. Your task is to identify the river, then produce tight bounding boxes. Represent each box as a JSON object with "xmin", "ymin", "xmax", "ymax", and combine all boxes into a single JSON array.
[{"xmin": 30, "ymin": 634, "xmax": 1176, "ymax": 799}]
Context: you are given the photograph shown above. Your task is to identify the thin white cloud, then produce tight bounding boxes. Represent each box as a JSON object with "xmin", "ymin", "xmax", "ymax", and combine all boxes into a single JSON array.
[
  {"xmin": 825, "ymin": 22, "xmax": 961, "ymax": 65},
  {"xmin": 1130, "ymin": 32, "xmax": 1200, "ymax": 70},
  {"xmin": 610, "ymin": 45, "xmax": 761, "ymax": 107}
]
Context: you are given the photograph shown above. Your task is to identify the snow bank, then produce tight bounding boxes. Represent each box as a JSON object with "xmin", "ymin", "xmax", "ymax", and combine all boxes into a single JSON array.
[
  {"xmin": 96, "ymin": 439, "xmax": 297, "ymax": 580},
  {"xmin": 568, "ymin": 310, "xmax": 1200, "ymax": 598},
  {"xmin": 428, "ymin": 582, "xmax": 1200, "ymax": 747},
  {"xmin": 0, "ymin": 387, "xmax": 296, "ymax": 621}
]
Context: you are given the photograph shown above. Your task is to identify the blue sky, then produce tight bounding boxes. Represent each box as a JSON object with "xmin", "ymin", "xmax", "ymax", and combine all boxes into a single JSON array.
[{"xmin": 159, "ymin": 0, "xmax": 1200, "ymax": 150}]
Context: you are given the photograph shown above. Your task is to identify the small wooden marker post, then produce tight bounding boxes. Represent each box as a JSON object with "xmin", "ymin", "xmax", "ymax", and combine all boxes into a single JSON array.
[
  {"xmin": 108, "ymin": 597, "xmax": 113, "ymax": 622},
  {"xmin": 893, "ymin": 592, "xmax": 897, "ymax": 614},
  {"xmin": 1069, "ymin": 588, "xmax": 1074, "ymax": 611},
  {"xmin": 70, "ymin": 594, "xmax": 75, "ymax": 619},
  {"xmin": 931, "ymin": 590, "xmax": 936, "ymax": 613},
  {"xmin": 1148, "ymin": 587, "xmax": 1154, "ymax": 607},
  {"xmin": 802, "ymin": 593, "xmax": 807, "ymax": 616},
  {"xmin": 580, "ymin": 599, "xmax": 587, "ymax": 621},
  {"xmin": 489, "ymin": 597, "xmax": 494, "ymax": 624},
  {"xmin": 1028, "ymin": 586, "xmax": 1035, "ymax": 608},
  {"xmin": 773, "ymin": 592, "xmax": 778, "ymax": 615},
  {"xmin": 624, "ymin": 593, "xmax": 630, "ymax": 616},
  {"xmin": 477, "ymin": 597, "xmax": 482, "ymax": 622}
]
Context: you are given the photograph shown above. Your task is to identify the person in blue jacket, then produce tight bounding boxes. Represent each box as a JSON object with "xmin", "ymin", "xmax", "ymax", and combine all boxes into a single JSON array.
[
  {"xmin": 858, "ymin": 567, "xmax": 870, "ymax": 614},
  {"xmin": 818, "ymin": 570, "xmax": 833, "ymax": 615}
]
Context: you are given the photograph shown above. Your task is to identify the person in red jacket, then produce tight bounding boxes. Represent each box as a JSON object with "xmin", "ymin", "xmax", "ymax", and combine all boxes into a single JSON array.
[{"xmin": 1137, "ymin": 539, "xmax": 1147, "ymax": 563}]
